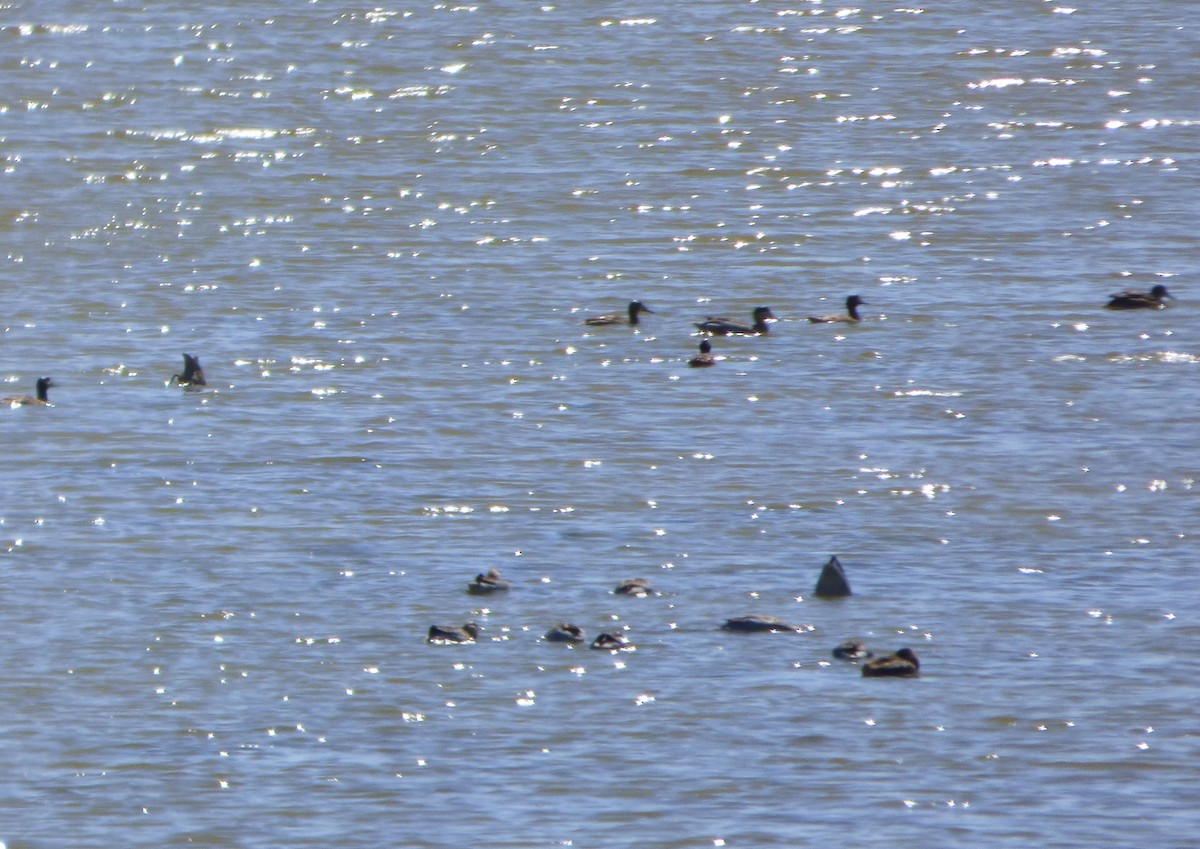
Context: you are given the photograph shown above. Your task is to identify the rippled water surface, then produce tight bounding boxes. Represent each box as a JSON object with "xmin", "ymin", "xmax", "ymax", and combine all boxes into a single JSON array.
[{"xmin": 2, "ymin": 2, "xmax": 1199, "ymax": 847}]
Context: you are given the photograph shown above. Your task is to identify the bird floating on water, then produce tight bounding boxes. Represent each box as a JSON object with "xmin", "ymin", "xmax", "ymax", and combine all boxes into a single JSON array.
[
  {"xmin": 688, "ymin": 339, "xmax": 716, "ymax": 368},
  {"xmin": 1, "ymin": 376, "xmax": 54, "ymax": 407},
  {"xmin": 832, "ymin": 640, "xmax": 873, "ymax": 661},
  {"xmin": 427, "ymin": 622, "xmax": 480, "ymax": 644},
  {"xmin": 170, "ymin": 353, "xmax": 207, "ymax": 387},
  {"xmin": 814, "ymin": 555, "xmax": 852, "ymax": 598},
  {"xmin": 614, "ymin": 577, "xmax": 656, "ymax": 597},
  {"xmin": 467, "ymin": 568, "xmax": 510, "ymax": 595},
  {"xmin": 584, "ymin": 300, "xmax": 654, "ymax": 326},
  {"xmin": 808, "ymin": 295, "xmax": 867, "ymax": 324},
  {"xmin": 590, "ymin": 632, "xmax": 633, "ymax": 651},
  {"xmin": 720, "ymin": 615, "xmax": 801, "ymax": 633},
  {"xmin": 861, "ymin": 648, "xmax": 920, "ymax": 677},
  {"xmin": 695, "ymin": 306, "xmax": 776, "ymax": 336},
  {"xmin": 544, "ymin": 623, "xmax": 586, "ymax": 643},
  {"xmin": 1104, "ymin": 284, "xmax": 1173, "ymax": 310}
]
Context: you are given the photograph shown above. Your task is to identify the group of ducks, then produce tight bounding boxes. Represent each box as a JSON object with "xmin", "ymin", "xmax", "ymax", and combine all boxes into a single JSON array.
[
  {"xmin": 582, "ymin": 296, "xmax": 869, "ymax": 368},
  {"xmin": 578, "ymin": 283, "xmax": 1173, "ymax": 368},
  {"xmin": 428, "ymin": 556, "xmax": 921, "ymax": 678},
  {"xmin": 2, "ymin": 284, "xmax": 1174, "ymax": 408}
]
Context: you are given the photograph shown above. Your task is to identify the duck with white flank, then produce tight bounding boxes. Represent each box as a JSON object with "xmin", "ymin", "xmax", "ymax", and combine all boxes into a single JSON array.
[
  {"xmin": 590, "ymin": 632, "xmax": 633, "ymax": 651},
  {"xmin": 2, "ymin": 377, "xmax": 54, "ymax": 407},
  {"xmin": 695, "ymin": 306, "xmax": 776, "ymax": 336},
  {"xmin": 832, "ymin": 640, "xmax": 873, "ymax": 661},
  {"xmin": 614, "ymin": 577, "xmax": 656, "ymax": 597},
  {"xmin": 808, "ymin": 295, "xmax": 867, "ymax": 324},
  {"xmin": 1104, "ymin": 284, "xmax": 1173, "ymax": 310},
  {"xmin": 584, "ymin": 300, "xmax": 654, "ymax": 326}
]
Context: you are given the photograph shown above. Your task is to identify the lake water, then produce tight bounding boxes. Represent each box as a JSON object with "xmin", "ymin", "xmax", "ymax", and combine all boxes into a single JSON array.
[{"xmin": 2, "ymin": 1, "xmax": 1198, "ymax": 847}]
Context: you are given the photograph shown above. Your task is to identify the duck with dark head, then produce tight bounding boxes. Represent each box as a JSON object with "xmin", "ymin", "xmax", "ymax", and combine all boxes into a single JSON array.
[
  {"xmin": 861, "ymin": 648, "xmax": 919, "ymax": 677},
  {"xmin": 1104, "ymin": 284, "xmax": 1173, "ymax": 310},
  {"xmin": 170, "ymin": 353, "xmax": 207, "ymax": 387},
  {"xmin": 1, "ymin": 377, "xmax": 54, "ymax": 407},
  {"xmin": 695, "ymin": 306, "xmax": 776, "ymax": 336},
  {"xmin": 584, "ymin": 301, "xmax": 655, "ymax": 327}
]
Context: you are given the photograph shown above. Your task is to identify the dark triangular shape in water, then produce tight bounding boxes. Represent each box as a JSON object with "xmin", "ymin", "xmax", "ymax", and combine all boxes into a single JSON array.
[{"xmin": 814, "ymin": 555, "xmax": 852, "ymax": 598}]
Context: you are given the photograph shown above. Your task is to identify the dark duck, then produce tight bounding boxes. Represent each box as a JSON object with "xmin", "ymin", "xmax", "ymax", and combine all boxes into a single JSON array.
[{"xmin": 695, "ymin": 306, "xmax": 776, "ymax": 336}]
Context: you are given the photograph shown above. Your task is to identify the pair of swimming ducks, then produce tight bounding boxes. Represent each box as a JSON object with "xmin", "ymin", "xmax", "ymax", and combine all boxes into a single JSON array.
[{"xmin": 1, "ymin": 353, "xmax": 206, "ymax": 409}]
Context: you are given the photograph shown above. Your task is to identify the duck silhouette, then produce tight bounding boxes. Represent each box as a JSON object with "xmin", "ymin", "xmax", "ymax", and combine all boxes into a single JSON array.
[
  {"xmin": 861, "ymin": 648, "xmax": 919, "ymax": 677},
  {"xmin": 1104, "ymin": 284, "xmax": 1173, "ymax": 310},
  {"xmin": 584, "ymin": 301, "xmax": 654, "ymax": 326},
  {"xmin": 1, "ymin": 377, "xmax": 54, "ymax": 407},
  {"xmin": 695, "ymin": 306, "xmax": 776, "ymax": 336}
]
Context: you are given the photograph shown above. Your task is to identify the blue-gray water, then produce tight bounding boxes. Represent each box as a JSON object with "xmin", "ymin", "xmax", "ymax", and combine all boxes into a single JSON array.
[{"xmin": 2, "ymin": 2, "xmax": 1198, "ymax": 847}]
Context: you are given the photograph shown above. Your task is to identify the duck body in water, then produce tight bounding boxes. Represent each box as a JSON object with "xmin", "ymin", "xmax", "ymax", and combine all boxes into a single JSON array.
[
  {"xmin": 1104, "ymin": 284, "xmax": 1173, "ymax": 310},
  {"xmin": 688, "ymin": 339, "xmax": 715, "ymax": 368},
  {"xmin": 695, "ymin": 306, "xmax": 776, "ymax": 336},
  {"xmin": 584, "ymin": 301, "xmax": 654, "ymax": 326},
  {"xmin": 861, "ymin": 648, "xmax": 920, "ymax": 677},
  {"xmin": 170, "ymin": 353, "xmax": 207, "ymax": 386},
  {"xmin": 1, "ymin": 377, "xmax": 54, "ymax": 407},
  {"xmin": 467, "ymin": 568, "xmax": 510, "ymax": 594},
  {"xmin": 720, "ymin": 615, "xmax": 801, "ymax": 633},
  {"xmin": 808, "ymin": 295, "xmax": 867, "ymax": 324},
  {"xmin": 427, "ymin": 622, "xmax": 480, "ymax": 643},
  {"xmin": 544, "ymin": 623, "xmax": 585, "ymax": 643}
]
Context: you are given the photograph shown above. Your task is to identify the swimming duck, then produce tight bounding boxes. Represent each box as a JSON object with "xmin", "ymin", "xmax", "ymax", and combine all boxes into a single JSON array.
[
  {"xmin": 1, "ymin": 377, "xmax": 54, "ymax": 407},
  {"xmin": 467, "ymin": 568, "xmax": 510, "ymax": 595},
  {"xmin": 813, "ymin": 555, "xmax": 852, "ymax": 598},
  {"xmin": 590, "ymin": 632, "xmax": 633, "ymax": 651},
  {"xmin": 861, "ymin": 647, "xmax": 919, "ymax": 677},
  {"xmin": 1104, "ymin": 284, "xmax": 1173, "ymax": 310},
  {"xmin": 688, "ymin": 339, "xmax": 716, "ymax": 368},
  {"xmin": 808, "ymin": 295, "xmax": 867, "ymax": 324},
  {"xmin": 614, "ymin": 577, "xmax": 655, "ymax": 597},
  {"xmin": 720, "ymin": 615, "xmax": 800, "ymax": 633},
  {"xmin": 427, "ymin": 622, "xmax": 480, "ymax": 644},
  {"xmin": 832, "ymin": 640, "xmax": 873, "ymax": 661},
  {"xmin": 695, "ymin": 306, "xmax": 776, "ymax": 336},
  {"xmin": 544, "ymin": 623, "xmax": 585, "ymax": 643},
  {"xmin": 584, "ymin": 301, "xmax": 654, "ymax": 326},
  {"xmin": 170, "ymin": 353, "xmax": 207, "ymax": 386}
]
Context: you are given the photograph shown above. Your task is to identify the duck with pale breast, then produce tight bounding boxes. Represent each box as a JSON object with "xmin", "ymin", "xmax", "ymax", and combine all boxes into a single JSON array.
[
  {"xmin": 832, "ymin": 640, "xmax": 873, "ymax": 661},
  {"xmin": 808, "ymin": 295, "xmax": 867, "ymax": 324},
  {"xmin": 861, "ymin": 647, "xmax": 919, "ymax": 677},
  {"xmin": 1104, "ymin": 284, "xmax": 1173, "ymax": 310},
  {"xmin": 1, "ymin": 377, "xmax": 54, "ymax": 407},
  {"xmin": 584, "ymin": 300, "xmax": 654, "ymax": 326},
  {"xmin": 695, "ymin": 306, "xmax": 776, "ymax": 336}
]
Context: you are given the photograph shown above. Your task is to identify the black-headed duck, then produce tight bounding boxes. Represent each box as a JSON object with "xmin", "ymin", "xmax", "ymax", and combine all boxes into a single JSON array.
[
  {"xmin": 808, "ymin": 295, "xmax": 867, "ymax": 324},
  {"xmin": 614, "ymin": 577, "xmax": 655, "ymax": 597},
  {"xmin": 544, "ymin": 623, "xmax": 585, "ymax": 643},
  {"xmin": 590, "ymin": 632, "xmax": 633, "ymax": 651},
  {"xmin": 688, "ymin": 339, "xmax": 716, "ymax": 368},
  {"xmin": 427, "ymin": 622, "xmax": 480, "ymax": 644},
  {"xmin": 832, "ymin": 640, "xmax": 873, "ymax": 661},
  {"xmin": 695, "ymin": 306, "xmax": 776, "ymax": 336},
  {"xmin": 720, "ymin": 614, "xmax": 800, "ymax": 633},
  {"xmin": 1104, "ymin": 284, "xmax": 1173, "ymax": 310},
  {"xmin": 467, "ymin": 568, "xmax": 510, "ymax": 595},
  {"xmin": 2, "ymin": 377, "xmax": 54, "ymax": 407},
  {"xmin": 813, "ymin": 555, "xmax": 852, "ymax": 598},
  {"xmin": 170, "ymin": 353, "xmax": 207, "ymax": 386},
  {"xmin": 861, "ymin": 647, "xmax": 919, "ymax": 677},
  {"xmin": 584, "ymin": 301, "xmax": 654, "ymax": 326}
]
